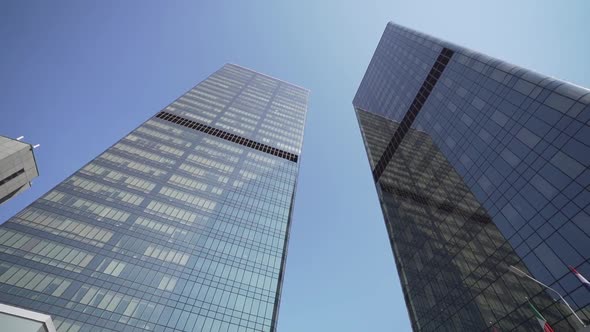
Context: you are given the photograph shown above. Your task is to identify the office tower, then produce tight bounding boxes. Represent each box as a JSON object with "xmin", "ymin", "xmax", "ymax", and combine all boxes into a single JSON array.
[
  {"xmin": 0, "ymin": 64, "xmax": 309, "ymax": 332},
  {"xmin": 0, "ymin": 136, "xmax": 39, "ymax": 205},
  {"xmin": 354, "ymin": 22, "xmax": 590, "ymax": 331},
  {"xmin": 0, "ymin": 303, "xmax": 56, "ymax": 332}
]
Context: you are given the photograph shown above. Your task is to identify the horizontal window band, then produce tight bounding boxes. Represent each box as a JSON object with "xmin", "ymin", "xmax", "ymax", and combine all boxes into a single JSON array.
[
  {"xmin": 372, "ymin": 47, "xmax": 454, "ymax": 181},
  {"xmin": 0, "ymin": 168, "xmax": 25, "ymax": 187},
  {"xmin": 0, "ymin": 184, "xmax": 26, "ymax": 205},
  {"xmin": 154, "ymin": 111, "xmax": 298, "ymax": 163}
]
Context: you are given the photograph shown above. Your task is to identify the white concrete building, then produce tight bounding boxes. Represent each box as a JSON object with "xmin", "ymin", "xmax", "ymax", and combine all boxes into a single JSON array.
[{"xmin": 0, "ymin": 136, "xmax": 39, "ymax": 205}]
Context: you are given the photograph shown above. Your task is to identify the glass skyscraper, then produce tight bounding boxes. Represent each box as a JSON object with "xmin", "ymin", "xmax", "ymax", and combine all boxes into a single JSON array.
[
  {"xmin": 0, "ymin": 64, "xmax": 309, "ymax": 332},
  {"xmin": 354, "ymin": 22, "xmax": 590, "ymax": 331}
]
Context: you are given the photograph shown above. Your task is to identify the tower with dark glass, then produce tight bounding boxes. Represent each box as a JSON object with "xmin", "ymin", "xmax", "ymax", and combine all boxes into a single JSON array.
[
  {"xmin": 354, "ymin": 22, "xmax": 590, "ymax": 331},
  {"xmin": 0, "ymin": 64, "xmax": 309, "ymax": 332}
]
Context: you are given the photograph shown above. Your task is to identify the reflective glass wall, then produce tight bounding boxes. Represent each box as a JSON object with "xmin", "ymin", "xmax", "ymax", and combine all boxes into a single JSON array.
[
  {"xmin": 354, "ymin": 22, "xmax": 590, "ymax": 331},
  {"xmin": 0, "ymin": 64, "xmax": 309, "ymax": 332}
]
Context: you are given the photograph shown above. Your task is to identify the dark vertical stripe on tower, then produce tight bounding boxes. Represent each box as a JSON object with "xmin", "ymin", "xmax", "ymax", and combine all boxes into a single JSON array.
[{"xmin": 372, "ymin": 47, "xmax": 454, "ymax": 181}]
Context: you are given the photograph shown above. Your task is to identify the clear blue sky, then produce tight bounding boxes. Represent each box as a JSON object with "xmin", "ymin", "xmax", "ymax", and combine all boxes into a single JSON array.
[{"xmin": 1, "ymin": 1, "xmax": 589, "ymax": 331}]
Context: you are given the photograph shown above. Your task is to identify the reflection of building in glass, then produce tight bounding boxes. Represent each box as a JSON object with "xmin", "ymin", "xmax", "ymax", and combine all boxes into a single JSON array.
[
  {"xmin": 0, "ymin": 64, "xmax": 309, "ymax": 332},
  {"xmin": 0, "ymin": 136, "xmax": 39, "ymax": 205},
  {"xmin": 354, "ymin": 22, "xmax": 590, "ymax": 331}
]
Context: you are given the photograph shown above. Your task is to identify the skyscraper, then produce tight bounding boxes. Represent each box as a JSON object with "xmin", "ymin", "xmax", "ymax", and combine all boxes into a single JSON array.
[
  {"xmin": 0, "ymin": 136, "xmax": 39, "ymax": 205},
  {"xmin": 0, "ymin": 64, "xmax": 309, "ymax": 332},
  {"xmin": 354, "ymin": 22, "xmax": 590, "ymax": 331}
]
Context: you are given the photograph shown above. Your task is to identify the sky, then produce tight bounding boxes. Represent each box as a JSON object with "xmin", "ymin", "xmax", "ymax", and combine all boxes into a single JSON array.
[{"xmin": 1, "ymin": 1, "xmax": 589, "ymax": 331}]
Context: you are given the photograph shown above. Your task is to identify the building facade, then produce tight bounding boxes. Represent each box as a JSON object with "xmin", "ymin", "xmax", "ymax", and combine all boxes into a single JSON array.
[
  {"xmin": 354, "ymin": 22, "xmax": 590, "ymax": 331},
  {"xmin": 0, "ymin": 136, "xmax": 39, "ymax": 205},
  {"xmin": 0, "ymin": 64, "xmax": 309, "ymax": 332},
  {"xmin": 0, "ymin": 303, "xmax": 57, "ymax": 332}
]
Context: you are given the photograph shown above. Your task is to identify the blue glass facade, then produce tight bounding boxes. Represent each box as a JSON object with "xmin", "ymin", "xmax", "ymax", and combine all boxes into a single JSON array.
[
  {"xmin": 354, "ymin": 22, "xmax": 590, "ymax": 331},
  {"xmin": 0, "ymin": 64, "xmax": 309, "ymax": 332}
]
